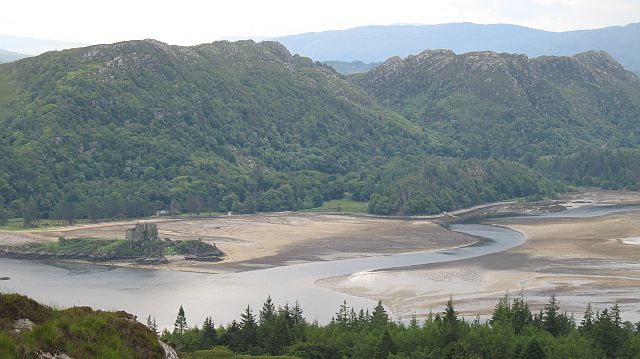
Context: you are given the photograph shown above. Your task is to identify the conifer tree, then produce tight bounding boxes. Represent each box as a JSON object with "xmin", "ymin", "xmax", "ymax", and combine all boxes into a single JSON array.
[
  {"xmin": 511, "ymin": 292, "xmax": 532, "ymax": 334},
  {"xmin": 291, "ymin": 301, "xmax": 305, "ymax": 326},
  {"xmin": 580, "ymin": 302, "xmax": 594, "ymax": 333},
  {"xmin": 358, "ymin": 309, "xmax": 370, "ymax": 325},
  {"xmin": 291, "ymin": 301, "xmax": 306, "ymax": 342},
  {"xmin": 373, "ymin": 329, "xmax": 394, "ymax": 359},
  {"xmin": 173, "ymin": 305, "xmax": 187, "ymax": 335},
  {"xmin": 239, "ymin": 305, "xmax": 258, "ymax": 351},
  {"xmin": 146, "ymin": 315, "xmax": 158, "ymax": 336},
  {"xmin": 442, "ymin": 297, "xmax": 459, "ymax": 344},
  {"xmin": 259, "ymin": 296, "xmax": 277, "ymax": 352},
  {"xmin": 409, "ymin": 314, "xmax": 419, "ymax": 330},
  {"xmin": 371, "ymin": 300, "xmax": 389, "ymax": 328},
  {"xmin": 542, "ymin": 295, "xmax": 560, "ymax": 336},
  {"xmin": 200, "ymin": 316, "xmax": 217, "ymax": 349},
  {"xmin": 335, "ymin": 301, "xmax": 350, "ymax": 327},
  {"xmin": 519, "ymin": 340, "xmax": 546, "ymax": 359},
  {"xmin": 491, "ymin": 293, "xmax": 511, "ymax": 326},
  {"xmin": 259, "ymin": 295, "xmax": 275, "ymax": 326},
  {"xmin": 222, "ymin": 320, "xmax": 241, "ymax": 351}
]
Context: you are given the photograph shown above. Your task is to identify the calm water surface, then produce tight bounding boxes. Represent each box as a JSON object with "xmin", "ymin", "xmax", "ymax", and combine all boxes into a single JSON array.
[{"xmin": 1, "ymin": 205, "xmax": 636, "ymax": 328}]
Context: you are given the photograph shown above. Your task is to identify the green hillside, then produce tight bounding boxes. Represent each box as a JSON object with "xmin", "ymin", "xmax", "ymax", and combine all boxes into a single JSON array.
[
  {"xmin": 354, "ymin": 50, "xmax": 640, "ymax": 161},
  {"xmin": 0, "ymin": 40, "xmax": 427, "ymax": 220},
  {"xmin": 0, "ymin": 40, "xmax": 637, "ymax": 220}
]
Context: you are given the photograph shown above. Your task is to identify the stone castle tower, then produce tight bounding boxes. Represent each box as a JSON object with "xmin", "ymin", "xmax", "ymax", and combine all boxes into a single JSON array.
[{"xmin": 125, "ymin": 222, "xmax": 159, "ymax": 241}]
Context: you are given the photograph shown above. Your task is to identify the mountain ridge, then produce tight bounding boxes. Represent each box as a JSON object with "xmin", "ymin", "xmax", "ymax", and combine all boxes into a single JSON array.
[
  {"xmin": 274, "ymin": 22, "xmax": 640, "ymax": 74},
  {"xmin": 0, "ymin": 39, "xmax": 636, "ymax": 219},
  {"xmin": 354, "ymin": 48, "xmax": 640, "ymax": 160},
  {"xmin": 0, "ymin": 48, "xmax": 28, "ymax": 63},
  {"xmin": 0, "ymin": 33, "xmax": 83, "ymax": 55}
]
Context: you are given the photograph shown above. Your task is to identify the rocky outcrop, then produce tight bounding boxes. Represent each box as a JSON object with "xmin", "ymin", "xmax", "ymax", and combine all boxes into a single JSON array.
[
  {"xmin": 138, "ymin": 253, "xmax": 169, "ymax": 265},
  {"xmin": 13, "ymin": 318, "xmax": 35, "ymax": 332},
  {"xmin": 179, "ymin": 241, "xmax": 224, "ymax": 262},
  {"xmin": 37, "ymin": 353, "xmax": 75, "ymax": 359},
  {"xmin": 159, "ymin": 341, "xmax": 180, "ymax": 359}
]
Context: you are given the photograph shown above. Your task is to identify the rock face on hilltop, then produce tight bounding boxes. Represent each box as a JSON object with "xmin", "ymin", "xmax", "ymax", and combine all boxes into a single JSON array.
[{"xmin": 354, "ymin": 50, "xmax": 640, "ymax": 159}]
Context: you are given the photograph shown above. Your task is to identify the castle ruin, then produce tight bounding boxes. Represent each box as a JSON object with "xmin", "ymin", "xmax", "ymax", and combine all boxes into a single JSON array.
[{"xmin": 125, "ymin": 222, "xmax": 159, "ymax": 241}]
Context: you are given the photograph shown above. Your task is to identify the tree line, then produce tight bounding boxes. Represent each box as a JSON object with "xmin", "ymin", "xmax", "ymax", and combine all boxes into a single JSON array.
[
  {"xmin": 156, "ymin": 294, "xmax": 640, "ymax": 358},
  {"xmin": 1, "ymin": 152, "xmax": 567, "ymax": 227}
]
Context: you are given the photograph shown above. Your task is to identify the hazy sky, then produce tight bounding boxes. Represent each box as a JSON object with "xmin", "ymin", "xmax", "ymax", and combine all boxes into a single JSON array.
[{"xmin": 2, "ymin": 0, "xmax": 639, "ymax": 45}]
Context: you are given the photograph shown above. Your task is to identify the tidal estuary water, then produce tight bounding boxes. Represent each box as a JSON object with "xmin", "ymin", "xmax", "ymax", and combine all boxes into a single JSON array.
[{"xmin": 1, "ymin": 205, "xmax": 638, "ymax": 328}]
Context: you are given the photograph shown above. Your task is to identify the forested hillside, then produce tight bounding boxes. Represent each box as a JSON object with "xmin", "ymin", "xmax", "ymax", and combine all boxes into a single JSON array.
[
  {"xmin": 0, "ymin": 40, "xmax": 636, "ymax": 222},
  {"xmin": 354, "ymin": 50, "xmax": 640, "ymax": 161},
  {"xmin": 0, "ymin": 39, "xmax": 432, "ymax": 222}
]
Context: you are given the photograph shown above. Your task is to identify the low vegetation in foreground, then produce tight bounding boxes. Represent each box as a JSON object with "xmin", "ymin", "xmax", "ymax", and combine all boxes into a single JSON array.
[
  {"xmin": 160, "ymin": 295, "xmax": 640, "ymax": 359},
  {"xmin": 0, "ymin": 293, "xmax": 164, "ymax": 359},
  {"xmin": 2, "ymin": 292, "xmax": 640, "ymax": 358}
]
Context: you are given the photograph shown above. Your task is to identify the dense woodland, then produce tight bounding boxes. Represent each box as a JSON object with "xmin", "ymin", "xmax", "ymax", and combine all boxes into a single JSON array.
[
  {"xmin": 158, "ymin": 295, "xmax": 640, "ymax": 359},
  {"xmin": 0, "ymin": 40, "xmax": 638, "ymax": 224}
]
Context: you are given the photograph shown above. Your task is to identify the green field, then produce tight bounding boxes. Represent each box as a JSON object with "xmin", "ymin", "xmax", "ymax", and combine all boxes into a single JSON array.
[{"xmin": 313, "ymin": 199, "xmax": 368, "ymax": 214}]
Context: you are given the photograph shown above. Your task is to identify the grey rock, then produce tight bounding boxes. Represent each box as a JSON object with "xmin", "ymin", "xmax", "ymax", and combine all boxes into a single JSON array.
[
  {"xmin": 159, "ymin": 340, "xmax": 180, "ymax": 359},
  {"xmin": 13, "ymin": 318, "xmax": 34, "ymax": 332},
  {"xmin": 138, "ymin": 253, "xmax": 168, "ymax": 265}
]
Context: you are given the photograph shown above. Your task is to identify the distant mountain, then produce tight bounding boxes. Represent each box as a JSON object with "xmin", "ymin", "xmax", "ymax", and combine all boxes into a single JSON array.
[
  {"xmin": 322, "ymin": 60, "xmax": 381, "ymax": 75},
  {"xmin": 274, "ymin": 22, "xmax": 640, "ymax": 74},
  {"xmin": 354, "ymin": 49, "xmax": 640, "ymax": 160},
  {"xmin": 0, "ymin": 34, "xmax": 83, "ymax": 55},
  {"xmin": 0, "ymin": 48, "xmax": 28, "ymax": 63}
]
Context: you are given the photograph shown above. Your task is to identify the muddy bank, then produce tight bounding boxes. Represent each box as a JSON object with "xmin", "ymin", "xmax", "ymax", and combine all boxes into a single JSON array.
[
  {"xmin": 317, "ymin": 191, "xmax": 640, "ymax": 321},
  {"xmin": 0, "ymin": 213, "xmax": 478, "ymax": 272}
]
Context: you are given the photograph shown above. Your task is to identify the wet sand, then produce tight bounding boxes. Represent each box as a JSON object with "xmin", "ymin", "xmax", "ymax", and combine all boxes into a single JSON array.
[
  {"xmin": 1, "ymin": 213, "xmax": 476, "ymax": 272},
  {"xmin": 318, "ymin": 191, "xmax": 640, "ymax": 321}
]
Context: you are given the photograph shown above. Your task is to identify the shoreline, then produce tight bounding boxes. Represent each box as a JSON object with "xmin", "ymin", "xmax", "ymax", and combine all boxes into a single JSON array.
[
  {"xmin": 316, "ymin": 193, "xmax": 640, "ymax": 321},
  {"xmin": 0, "ymin": 189, "xmax": 636, "ymax": 274}
]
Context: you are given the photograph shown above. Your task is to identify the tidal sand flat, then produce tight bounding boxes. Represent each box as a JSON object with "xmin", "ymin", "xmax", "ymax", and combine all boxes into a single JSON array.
[
  {"xmin": 1, "ymin": 213, "xmax": 476, "ymax": 272},
  {"xmin": 318, "ymin": 192, "xmax": 640, "ymax": 321}
]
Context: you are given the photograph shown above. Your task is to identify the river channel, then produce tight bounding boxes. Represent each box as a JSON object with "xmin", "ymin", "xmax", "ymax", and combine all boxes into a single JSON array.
[{"xmin": 1, "ymin": 204, "xmax": 638, "ymax": 328}]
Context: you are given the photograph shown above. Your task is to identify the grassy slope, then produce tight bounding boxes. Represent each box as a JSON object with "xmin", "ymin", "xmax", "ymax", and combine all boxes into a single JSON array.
[
  {"xmin": 312, "ymin": 198, "xmax": 368, "ymax": 213},
  {"xmin": 0, "ymin": 293, "xmax": 164, "ymax": 359}
]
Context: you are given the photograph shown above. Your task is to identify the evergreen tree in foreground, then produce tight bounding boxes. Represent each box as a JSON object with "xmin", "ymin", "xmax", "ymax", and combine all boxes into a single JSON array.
[
  {"xmin": 200, "ymin": 316, "xmax": 217, "ymax": 349},
  {"xmin": 520, "ymin": 339, "xmax": 547, "ymax": 359},
  {"xmin": 173, "ymin": 305, "xmax": 187, "ymax": 335},
  {"xmin": 371, "ymin": 300, "xmax": 389, "ymax": 328},
  {"xmin": 239, "ymin": 305, "xmax": 258, "ymax": 352},
  {"xmin": 146, "ymin": 315, "xmax": 158, "ymax": 336},
  {"xmin": 160, "ymin": 294, "xmax": 640, "ymax": 358}
]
